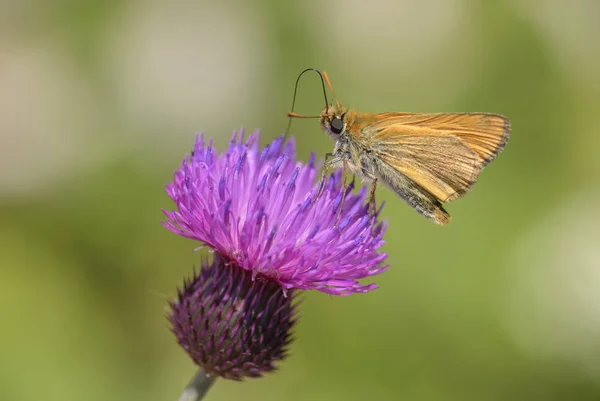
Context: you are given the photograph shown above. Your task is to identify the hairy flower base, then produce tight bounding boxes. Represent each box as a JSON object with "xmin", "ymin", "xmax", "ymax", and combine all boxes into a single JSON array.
[
  {"xmin": 169, "ymin": 254, "xmax": 298, "ymax": 380},
  {"xmin": 163, "ymin": 130, "xmax": 389, "ymax": 295}
]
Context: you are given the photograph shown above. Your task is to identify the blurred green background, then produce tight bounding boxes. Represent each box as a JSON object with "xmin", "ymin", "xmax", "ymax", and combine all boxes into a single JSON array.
[{"xmin": 2, "ymin": 0, "xmax": 600, "ymax": 400}]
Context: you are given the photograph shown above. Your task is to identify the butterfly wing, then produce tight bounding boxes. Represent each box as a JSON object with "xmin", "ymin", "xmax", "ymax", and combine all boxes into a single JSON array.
[
  {"xmin": 368, "ymin": 113, "xmax": 509, "ymax": 201},
  {"xmin": 375, "ymin": 133, "xmax": 480, "ymax": 203},
  {"xmin": 368, "ymin": 112, "xmax": 510, "ymax": 166}
]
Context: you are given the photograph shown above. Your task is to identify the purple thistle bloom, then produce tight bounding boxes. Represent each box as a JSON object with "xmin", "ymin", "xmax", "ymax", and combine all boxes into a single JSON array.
[
  {"xmin": 170, "ymin": 254, "xmax": 298, "ymax": 380},
  {"xmin": 163, "ymin": 129, "xmax": 388, "ymax": 295}
]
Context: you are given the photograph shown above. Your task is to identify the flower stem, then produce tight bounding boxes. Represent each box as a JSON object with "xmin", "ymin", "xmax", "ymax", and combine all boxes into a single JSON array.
[{"xmin": 177, "ymin": 370, "xmax": 216, "ymax": 401}]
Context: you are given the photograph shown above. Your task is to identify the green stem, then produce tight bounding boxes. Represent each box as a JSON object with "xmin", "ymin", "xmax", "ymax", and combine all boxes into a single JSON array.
[{"xmin": 177, "ymin": 369, "xmax": 216, "ymax": 401}]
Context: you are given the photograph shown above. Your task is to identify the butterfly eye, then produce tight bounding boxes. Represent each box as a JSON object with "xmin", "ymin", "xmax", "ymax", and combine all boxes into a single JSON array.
[{"xmin": 330, "ymin": 117, "xmax": 344, "ymax": 134}]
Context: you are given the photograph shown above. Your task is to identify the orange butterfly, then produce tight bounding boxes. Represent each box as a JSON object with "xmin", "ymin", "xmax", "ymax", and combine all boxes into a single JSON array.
[{"xmin": 287, "ymin": 69, "xmax": 510, "ymax": 225}]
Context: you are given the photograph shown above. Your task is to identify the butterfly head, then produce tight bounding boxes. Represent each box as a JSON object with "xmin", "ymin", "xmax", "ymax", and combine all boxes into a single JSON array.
[{"xmin": 320, "ymin": 103, "xmax": 348, "ymax": 137}]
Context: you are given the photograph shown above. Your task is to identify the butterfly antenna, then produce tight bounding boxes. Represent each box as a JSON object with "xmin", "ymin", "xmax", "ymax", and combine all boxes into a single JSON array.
[
  {"xmin": 322, "ymin": 70, "xmax": 340, "ymax": 108},
  {"xmin": 285, "ymin": 68, "xmax": 330, "ymax": 137}
]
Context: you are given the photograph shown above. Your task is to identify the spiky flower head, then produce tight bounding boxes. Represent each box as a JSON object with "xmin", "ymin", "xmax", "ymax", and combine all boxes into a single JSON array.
[
  {"xmin": 163, "ymin": 129, "xmax": 388, "ymax": 295},
  {"xmin": 169, "ymin": 254, "xmax": 297, "ymax": 380}
]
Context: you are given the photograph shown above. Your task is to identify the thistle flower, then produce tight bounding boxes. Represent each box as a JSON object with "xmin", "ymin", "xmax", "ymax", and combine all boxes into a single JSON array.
[
  {"xmin": 163, "ymin": 129, "xmax": 388, "ymax": 296},
  {"xmin": 169, "ymin": 254, "xmax": 297, "ymax": 381}
]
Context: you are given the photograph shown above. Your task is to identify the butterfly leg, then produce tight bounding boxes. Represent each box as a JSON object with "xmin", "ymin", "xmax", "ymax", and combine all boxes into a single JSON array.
[
  {"xmin": 335, "ymin": 159, "xmax": 349, "ymax": 225},
  {"xmin": 313, "ymin": 153, "xmax": 334, "ymax": 204},
  {"xmin": 358, "ymin": 166, "xmax": 379, "ymax": 216},
  {"xmin": 368, "ymin": 178, "xmax": 378, "ymax": 216}
]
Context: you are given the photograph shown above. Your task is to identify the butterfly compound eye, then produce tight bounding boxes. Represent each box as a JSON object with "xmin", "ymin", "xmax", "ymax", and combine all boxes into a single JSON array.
[{"xmin": 330, "ymin": 117, "xmax": 344, "ymax": 134}]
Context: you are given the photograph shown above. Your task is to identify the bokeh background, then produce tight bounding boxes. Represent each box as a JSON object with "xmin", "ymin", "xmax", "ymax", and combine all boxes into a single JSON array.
[{"xmin": 2, "ymin": 0, "xmax": 600, "ymax": 400}]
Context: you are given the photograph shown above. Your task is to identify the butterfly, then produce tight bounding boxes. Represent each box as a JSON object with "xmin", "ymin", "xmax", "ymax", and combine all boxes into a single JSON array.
[{"xmin": 287, "ymin": 68, "xmax": 510, "ymax": 225}]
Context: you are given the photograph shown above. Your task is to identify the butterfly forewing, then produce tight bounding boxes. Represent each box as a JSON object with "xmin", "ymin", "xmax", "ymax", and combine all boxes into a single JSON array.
[{"xmin": 370, "ymin": 112, "xmax": 510, "ymax": 166}]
